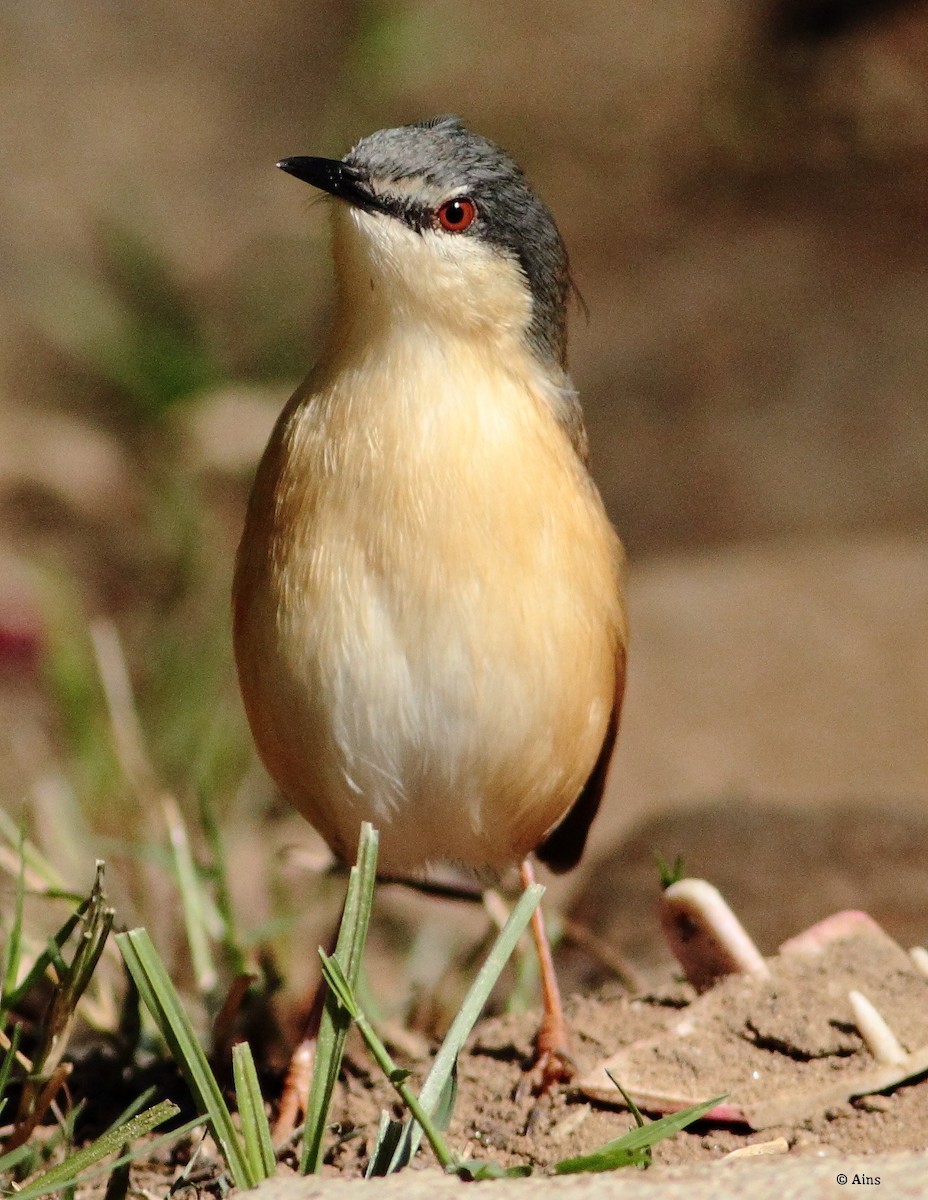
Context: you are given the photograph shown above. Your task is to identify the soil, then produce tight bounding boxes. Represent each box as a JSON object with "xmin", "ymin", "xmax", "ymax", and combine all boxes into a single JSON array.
[{"xmin": 306, "ymin": 916, "xmax": 928, "ymax": 1180}]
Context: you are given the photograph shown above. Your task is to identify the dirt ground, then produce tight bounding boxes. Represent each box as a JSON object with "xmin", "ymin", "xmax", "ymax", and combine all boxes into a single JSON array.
[
  {"xmin": 65, "ymin": 931, "xmax": 928, "ymax": 1194},
  {"xmin": 292, "ymin": 912, "xmax": 928, "ymax": 1178}
]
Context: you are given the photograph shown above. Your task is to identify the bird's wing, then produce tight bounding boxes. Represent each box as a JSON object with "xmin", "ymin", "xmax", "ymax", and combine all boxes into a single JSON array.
[{"xmin": 534, "ymin": 645, "xmax": 626, "ymax": 874}]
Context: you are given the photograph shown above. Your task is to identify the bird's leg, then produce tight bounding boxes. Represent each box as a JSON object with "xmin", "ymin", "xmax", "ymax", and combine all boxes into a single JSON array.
[
  {"xmin": 519, "ymin": 858, "xmax": 574, "ymax": 1093},
  {"xmin": 273, "ymin": 1035, "xmax": 316, "ymax": 1143},
  {"xmin": 272, "ymin": 906, "xmax": 342, "ymax": 1143}
]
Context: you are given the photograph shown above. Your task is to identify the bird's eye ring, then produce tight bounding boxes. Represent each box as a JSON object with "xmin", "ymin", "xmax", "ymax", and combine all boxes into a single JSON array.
[{"xmin": 436, "ymin": 197, "xmax": 477, "ymax": 233}]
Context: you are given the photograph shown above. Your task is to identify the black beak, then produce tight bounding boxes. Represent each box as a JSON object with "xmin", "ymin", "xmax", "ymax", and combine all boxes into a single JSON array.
[{"xmin": 277, "ymin": 156, "xmax": 386, "ymax": 215}]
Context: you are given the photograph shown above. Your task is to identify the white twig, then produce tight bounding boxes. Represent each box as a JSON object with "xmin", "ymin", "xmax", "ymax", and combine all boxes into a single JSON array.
[
  {"xmin": 659, "ymin": 878, "xmax": 769, "ymax": 992},
  {"xmin": 909, "ymin": 946, "xmax": 928, "ymax": 979},
  {"xmin": 849, "ymin": 989, "xmax": 908, "ymax": 1065}
]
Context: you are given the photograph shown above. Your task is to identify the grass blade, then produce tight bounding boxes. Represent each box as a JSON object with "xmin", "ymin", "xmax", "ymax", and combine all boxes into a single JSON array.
[
  {"xmin": 0, "ymin": 1021, "xmax": 23, "ymax": 1108},
  {"xmin": 62, "ymin": 864, "xmax": 114, "ymax": 1000},
  {"xmin": 15, "ymin": 1099, "xmax": 179, "ymax": 1200},
  {"xmin": 115, "ymin": 927, "xmax": 254, "ymax": 1189},
  {"xmin": 0, "ymin": 1141, "xmax": 34, "ymax": 1175},
  {"xmin": 105, "ymin": 1084, "xmax": 160, "ymax": 1133},
  {"xmin": 18, "ymin": 1113, "xmax": 206, "ymax": 1200},
  {"xmin": 162, "ymin": 795, "xmax": 219, "ymax": 1002},
  {"xmin": 457, "ymin": 1160, "xmax": 533, "ymax": 1180},
  {"xmin": 318, "ymin": 951, "xmax": 456, "ymax": 1172},
  {"xmin": 198, "ymin": 788, "xmax": 247, "ymax": 978},
  {"xmin": 4, "ymin": 906, "xmax": 86, "ymax": 1013},
  {"xmin": 0, "ymin": 807, "xmax": 71, "ymax": 895},
  {"xmin": 365, "ymin": 1113, "xmax": 404, "ymax": 1178},
  {"xmin": 16, "ymin": 863, "xmax": 115, "ymax": 1129},
  {"xmin": 553, "ymin": 1094, "xmax": 726, "ymax": 1174},
  {"xmin": 1, "ymin": 816, "xmax": 28, "ymax": 1011},
  {"xmin": 300, "ymin": 821, "xmax": 379, "ymax": 1174},
  {"xmin": 375, "ymin": 882, "xmax": 543, "ymax": 1173},
  {"xmin": 232, "ymin": 1040, "xmax": 276, "ymax": 1182}
]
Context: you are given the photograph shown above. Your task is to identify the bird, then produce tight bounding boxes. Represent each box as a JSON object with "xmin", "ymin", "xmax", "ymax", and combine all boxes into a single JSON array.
[{"xmin": 233, "ymin": 116, "xmax": 627, "ymax": 1088}]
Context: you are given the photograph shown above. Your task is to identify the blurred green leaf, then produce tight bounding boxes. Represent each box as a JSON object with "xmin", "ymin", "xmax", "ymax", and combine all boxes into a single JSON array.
[
  {"xmin": 44, "ymin": 226, "xmax": 225, "ymax": 424},
  {"xmin": 554, "ymin": 1094, "xmax": 725, "ymax": 1174}
]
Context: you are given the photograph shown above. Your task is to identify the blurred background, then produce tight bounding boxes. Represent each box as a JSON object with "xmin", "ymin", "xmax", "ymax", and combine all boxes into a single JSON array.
[{"xmin": 2, "ymin": 0, "xmax": 928, "ymax": 1024}]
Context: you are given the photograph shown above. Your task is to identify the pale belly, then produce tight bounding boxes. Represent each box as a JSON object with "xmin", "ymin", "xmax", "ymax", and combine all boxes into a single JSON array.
[{"xmin": 233, "ymin": 360, "xmax": 624, "ymax": 874}]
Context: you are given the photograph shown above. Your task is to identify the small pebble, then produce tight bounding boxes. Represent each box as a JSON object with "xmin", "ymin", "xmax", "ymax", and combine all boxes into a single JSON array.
[{"xmin": 720, "ymin": 1136, "xmax": 789, "ymax": 1160}]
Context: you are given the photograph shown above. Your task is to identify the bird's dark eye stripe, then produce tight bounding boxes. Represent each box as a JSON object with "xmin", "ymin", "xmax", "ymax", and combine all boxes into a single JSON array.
[{"xmin": 369, "ymin": 193, "xmax": 430, "ymax": 233}]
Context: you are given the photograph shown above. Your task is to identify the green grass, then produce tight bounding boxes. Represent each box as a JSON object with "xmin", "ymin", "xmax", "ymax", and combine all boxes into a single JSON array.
[
  {"xmin": 0, "ymin": 860, "xmax": 189, "ymax": 1195},
  {"xmin": 300, "ymin": 822, "xmax": 380, "ymax": 1173},
  {"xmin": 12, "ymin": 1100, "xmax": 187, "ymax": 1200},
  {"xmin": 116, "ymin": 926, "xmax": 258, "ymax": 1190},
  {"xmin": 0, "ymin": 795, "xmax": 721, "ymax": 1194}
]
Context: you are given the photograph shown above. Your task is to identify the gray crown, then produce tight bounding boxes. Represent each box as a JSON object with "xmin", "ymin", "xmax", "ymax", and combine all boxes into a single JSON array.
[{"xmin": 346, "ymin": 117, "xmax": 573, "ymax": 368}]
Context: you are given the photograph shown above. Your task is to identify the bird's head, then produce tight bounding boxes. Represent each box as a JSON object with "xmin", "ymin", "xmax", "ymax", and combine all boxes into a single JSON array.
[{"xmin": 278, "ymin": 117, "xmax": 573, "ymax": 368}]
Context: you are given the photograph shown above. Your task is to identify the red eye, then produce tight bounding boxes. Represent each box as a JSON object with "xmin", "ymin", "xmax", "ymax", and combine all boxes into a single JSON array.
[{"xmin": 436, "ymin": 196, "xmax": 477, "ymax": 232}]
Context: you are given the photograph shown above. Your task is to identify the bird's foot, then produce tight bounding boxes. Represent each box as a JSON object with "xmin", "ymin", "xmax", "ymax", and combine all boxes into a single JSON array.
[{"xmin": 516, "ymin": 1019, "xmax": 575, "ymax": 1101}]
